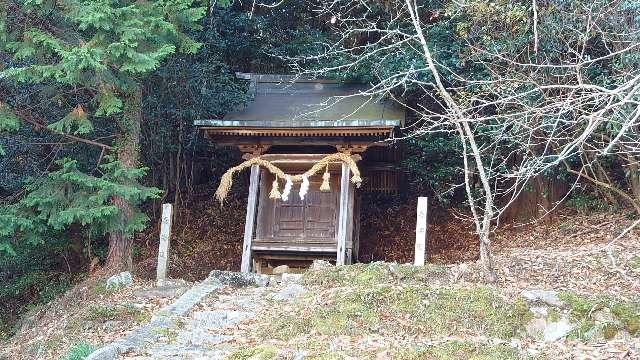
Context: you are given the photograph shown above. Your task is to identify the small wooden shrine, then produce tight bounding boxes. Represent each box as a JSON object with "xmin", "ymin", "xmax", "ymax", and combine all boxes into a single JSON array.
[{"xmin": 195, "ymin": 74, "xmax": 404, "ymax": 272}]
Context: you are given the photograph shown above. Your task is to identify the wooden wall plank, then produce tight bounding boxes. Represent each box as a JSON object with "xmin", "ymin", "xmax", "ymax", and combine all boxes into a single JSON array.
[{"xmin": 241, "ymin": 164, "xmax": 261, "ymax": 272}]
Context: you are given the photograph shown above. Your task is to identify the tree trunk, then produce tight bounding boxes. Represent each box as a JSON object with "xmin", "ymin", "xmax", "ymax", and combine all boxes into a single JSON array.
[
  {"xmin": 479, "ymin": 228, "xmax": 497, "ymax": 283},
  {"xmin": 406, "ymin": 1, "xmax": 497, "ymax": 282},
  {"xmin": 106, "ymin": 194, "xmax": 134, "ymax": 271},
  {"xmin": 628, "ymin": 160, "xmax": 640, "ymax": 214},
  {"xmin": 105, "ymin": 85, "xmax": 142, "ymax": 272}
]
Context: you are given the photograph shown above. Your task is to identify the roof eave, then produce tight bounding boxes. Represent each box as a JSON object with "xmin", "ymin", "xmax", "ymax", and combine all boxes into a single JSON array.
[{"xmin": 193, "ymin": 119, "xmax": 402, "ymax": 128}]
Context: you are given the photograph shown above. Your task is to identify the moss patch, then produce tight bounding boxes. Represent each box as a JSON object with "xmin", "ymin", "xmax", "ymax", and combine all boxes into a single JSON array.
[
  {"xmin": 85, "ymin": 303, "xmax": 148, "ymax": 322},
  {"xmin": 264, "ymin": 285, "xmax": 529, "ymax": 341},
  {"xmin": 393, "ymin": 340, "xmax": 521, "ymax": 360},
  {"xmin": 559, "ymin": 291, "xmax": 640, "ymax": 339},
  {"xmin": 151, "ymin": 318, "xmax": 185, "ymax": 344},
  {"xmin": 303, "ymin": 262, "xmax": 449, "ymax": 288},
  {"xmin": 226, "ymin": 345, "xmax": 278, "ymax": 360}
]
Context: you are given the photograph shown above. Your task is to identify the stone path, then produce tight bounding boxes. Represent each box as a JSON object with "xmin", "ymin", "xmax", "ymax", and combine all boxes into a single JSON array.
[
  {"xmin": 88, "ymin": 271, "xmax": 304, "ymax": 360},
  {"xmin": 125, "ymin": 286, "xmax": 269, "ymax": 359}
]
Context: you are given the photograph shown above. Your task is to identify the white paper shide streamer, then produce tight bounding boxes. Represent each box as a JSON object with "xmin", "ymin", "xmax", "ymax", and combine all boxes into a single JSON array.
[
  {"xmin": 299, "ymin": 175, "xmax": 309, "ymax": 200},
  {"xmin": 281, "ymin": 175, "xmax": 293, "ymax": 201}
]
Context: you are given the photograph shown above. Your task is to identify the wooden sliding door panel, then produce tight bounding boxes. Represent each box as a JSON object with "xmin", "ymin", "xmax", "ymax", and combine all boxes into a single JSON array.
[{"xmin": 256, "ymin": 171, "xmax": 339, "ymax": 244}]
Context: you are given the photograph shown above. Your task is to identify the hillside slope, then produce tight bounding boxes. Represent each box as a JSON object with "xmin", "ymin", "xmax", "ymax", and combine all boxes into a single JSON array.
[{"xmin": 2, "ymin": 212, "xmax": 639, "ymax": 359}]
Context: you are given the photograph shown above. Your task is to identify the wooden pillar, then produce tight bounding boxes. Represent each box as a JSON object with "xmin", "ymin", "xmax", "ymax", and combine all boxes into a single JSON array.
[
  {"xmin": 156, "ymin": 203, "xmax": 172, "ymax": 286},
  {"xmin": 336, "ymin": 162, "xmax": 350, "ymax": 265},
  {"xmin": 345, "ymin": 176, "xmax": 355, "ymax": 265},
  {"xmin": 241, "ymin": 164, "xmax": 260, "ymax": 272},
  {"xmin": 352, "ymin": 193, "xmax": 361, "ymax": 263},
  {"xmin": 414, "ymin": 197, "xmax": 428, "ymax": 266}
]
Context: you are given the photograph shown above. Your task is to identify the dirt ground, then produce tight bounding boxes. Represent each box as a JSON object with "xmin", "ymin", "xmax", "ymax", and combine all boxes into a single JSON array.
[
  {"xmin": 133, "ymin": 184, "xmax": 639, "ymax": 285},
  {"xmin": 132, "ymin": 188, "xmax": 481, "ymax": 281}
]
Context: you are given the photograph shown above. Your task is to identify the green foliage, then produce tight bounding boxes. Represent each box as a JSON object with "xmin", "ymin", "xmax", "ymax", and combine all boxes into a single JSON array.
[
  {"xmin": 404, "ymin": 135, "xmax": 465, "ymax": 206},
  {"xmin": 566, "ymin": 192, "xmax": 610, "ymax": 214},
  {"xmin": 0, "ymin": 0, "xmax": 325, "ymax": 342},
  {"xmin": 0, "ymin": 102, "xmax": 20, "ymax": 156},
  {"xmin": 0, "ymin": 0, "xmax": 210, "ymax": 159},
  {"xmin": 0, "ymin": 157, "xmax": 160, "ymax": 253},
  {"xmin": 0, "ymin": 103, "xmax": 19, "ymax": 132},
  {"xmin": 0, "ymin": 154, "xmax": 157, "ymax": 332},
  {"xmin": 0, "ymin": 233, "xmax": 87, "ymax": 338},
  {"xmin": 94, "ymin": 89, "xmax": 124, "ymax": 117},
  {"xmin": 48, "ymin": 106, "xmax": 93, "ymax": 136},
  {"xmin": 1, "ymin": 270, "xmax": 77, "ymax": 310},
  {"xmin": 59, "ymin": 341, "xmax": 97, "ymax": 360},
  {"xmin": 2, "ymin": 0, "xmax": 207, "ymax": 83},
  {"xmin": 1, "ymin": 0, "xmax": 205, "ymax": 252}
]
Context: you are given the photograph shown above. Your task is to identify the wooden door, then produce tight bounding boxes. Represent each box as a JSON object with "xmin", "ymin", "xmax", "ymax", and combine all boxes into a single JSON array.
[{"xmin": 256, "ymin": 171, "xmax": 339, "ymax": 245}]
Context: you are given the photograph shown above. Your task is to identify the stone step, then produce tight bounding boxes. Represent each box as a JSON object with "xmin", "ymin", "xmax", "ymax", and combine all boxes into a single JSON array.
[
  {"xmin": 187, "ymin": 310, "xmax": 253, "ymax": 329},
  {"xmin": 126, "ymin": 344, "xmax": 228, "ymax": 359}
]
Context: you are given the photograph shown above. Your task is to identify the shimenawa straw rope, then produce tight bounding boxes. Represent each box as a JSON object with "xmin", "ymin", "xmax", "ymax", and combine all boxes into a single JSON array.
[{"xmin": 215, "ymin": 153, "xmax": 362, "ymax": 204}]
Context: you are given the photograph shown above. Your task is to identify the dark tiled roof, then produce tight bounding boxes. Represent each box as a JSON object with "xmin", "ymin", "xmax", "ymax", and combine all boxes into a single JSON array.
[{"xmin": 195, "ymin": 75, "xmax": 404, "ymax": 128}]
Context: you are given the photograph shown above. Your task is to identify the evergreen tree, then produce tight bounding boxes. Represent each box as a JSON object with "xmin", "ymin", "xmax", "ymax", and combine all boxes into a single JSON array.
[{"xmin": 0, "ymin": 0, "xmax": 210, "ymax": 270}]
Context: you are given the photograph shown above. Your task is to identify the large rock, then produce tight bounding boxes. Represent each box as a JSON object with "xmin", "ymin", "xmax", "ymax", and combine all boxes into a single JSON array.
[
  {"xmin": 272, "ymin": 265, "xmax": 290, "ymax": 275},
  {"xmin": 526, "ymin": 316, "xmax": 574, "ymax": 342},
  {"xmin": 543, "ymin": 319, "xmax": 574, "ymax": 342},
  {"xmin": 529, "ymin": 306, "xmax": 548, "ymax": 318},
  {"xmin": 190, "ymin": 310, "xmax": 251, "ymax": 328},
  {"xmin": 133, "ymin": 285, "xmax": 187, "ymax": 299},
  {"xmin": 106, "ymin": 272, "xmax": 133, "ymax": 290},
  {"xmin": 525, "ymin": 317, "xmax": 548, "ymax": 339},
  {"xmin": 310, "ymin": 260, "xmax": 333, "ymax": 270},
  {"xmin": 272, "ymin": 283, "xmax": 305, "ymax": 301},
  {"xmin": 521, "ymin": 289, "xmax": 564, "ymax": 307},
  {"xmin": 208, "ymin": 270, "xmax": 269, "ymax": 287},
  {"xmin": 281, "ymin": 273, "xmax": 303, "ymax": 283}
]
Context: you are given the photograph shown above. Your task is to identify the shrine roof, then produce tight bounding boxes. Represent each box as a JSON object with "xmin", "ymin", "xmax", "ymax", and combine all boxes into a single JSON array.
[{"xmin": 194, "ymin": 74, "xmax": 404, "ymax": 132}]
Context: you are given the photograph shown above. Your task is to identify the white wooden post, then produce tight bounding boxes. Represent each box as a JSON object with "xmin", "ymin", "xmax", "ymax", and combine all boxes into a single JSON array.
[
  {"xmin": 336, "ymin": 162, "xmax": 350, "ymax": 265},
  {"xmin": 414, "ymin": 197, "xmax": 428, "ymax": 266},
  {"xmin": 156, "ymin": 203, "xmax": 173, "ymax": 286},
  {"xmin": 241, "ymin": 165, "xmax": 261, "ymax": 273}
]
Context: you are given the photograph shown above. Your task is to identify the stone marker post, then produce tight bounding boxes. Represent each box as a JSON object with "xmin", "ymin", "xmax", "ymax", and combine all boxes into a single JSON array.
[
  {"xmin": 414, "ymin": 197, "xmax": 428, "ymax": 266},
  {"xmin": 157, "ymin": 203, "xmax": 173, "ymax": 286}
]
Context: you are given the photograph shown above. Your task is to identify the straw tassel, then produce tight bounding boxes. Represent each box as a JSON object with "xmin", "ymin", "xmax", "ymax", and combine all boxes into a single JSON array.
[
  {"xmin": 320, "ymin": 165, "xmax": 331, "ymax": 192},
  {"xmin": 269, "ymin": 176, "xmax": 281, "ymax": 199},
  {"xmin": 351, "ymin": 173, "xmax": 363, "ymax": 188}
]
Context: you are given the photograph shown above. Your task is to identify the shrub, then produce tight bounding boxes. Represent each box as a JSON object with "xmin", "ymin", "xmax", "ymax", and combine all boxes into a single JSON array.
[
  {"xmin": 59, "ymin": 341, "xmax": 97, "ymax": 360},
  {"xmin": 566, "ymin": 192, "xmax": 610, "ymax": 214}
]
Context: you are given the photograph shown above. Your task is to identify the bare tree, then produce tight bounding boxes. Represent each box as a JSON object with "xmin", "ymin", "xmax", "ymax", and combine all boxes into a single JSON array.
[{"xmin": 283, "ymin": 0, "xmax": 640, "ymax": 281}]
